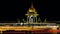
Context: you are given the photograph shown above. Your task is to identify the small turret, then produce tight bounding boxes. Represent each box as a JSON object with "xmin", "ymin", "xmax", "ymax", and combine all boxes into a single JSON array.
[
  {"xmin": 22, "ymin": 18, "xmax": 26, "ymax": 23},
  {"xmin": 38, "ymin": 17, "xmax": 41, "ymax": 23},
  {"xmin": 17, "ymin": 18, "xmax": 20, "ymax": 23},
  {"xmin": 44, "ymin": 18, "xmax": 47, "ymax": 23}
]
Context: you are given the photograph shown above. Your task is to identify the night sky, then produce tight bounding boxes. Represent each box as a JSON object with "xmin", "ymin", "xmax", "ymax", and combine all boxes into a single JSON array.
[{"xmin": 0, "ymin": 0, "xmax": 60, "ymax": 23}]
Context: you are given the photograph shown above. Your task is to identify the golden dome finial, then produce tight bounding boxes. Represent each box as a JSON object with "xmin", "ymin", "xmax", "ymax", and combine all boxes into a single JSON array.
[{"xmin": 31, "ymin": 2, "xmax": 34, "ymax": 8}]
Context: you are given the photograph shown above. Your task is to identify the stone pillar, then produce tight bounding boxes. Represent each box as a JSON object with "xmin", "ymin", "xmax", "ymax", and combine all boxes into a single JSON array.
[{"xmin": 34, "ymin": 17, "xmax": 35, "ymax": 23}]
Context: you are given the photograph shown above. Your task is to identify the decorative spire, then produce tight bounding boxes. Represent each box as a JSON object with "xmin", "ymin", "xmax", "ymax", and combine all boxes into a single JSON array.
[
  {"xmin": 31, "ymin": 2, "xmax": 34, "ymax": 8},
  {"xmin": 44, "ymin": 18, "xmax": 47, "ymax": 23},
  {"xmin": 38, "ymin": 17, "xmax": 41, "ymax": 23},
  {"xmin": 22, "ymin": 18, "xmax": 26, "ymax": 23}
]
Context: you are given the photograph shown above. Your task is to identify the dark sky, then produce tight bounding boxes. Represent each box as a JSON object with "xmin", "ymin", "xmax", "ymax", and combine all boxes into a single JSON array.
[{"xmin": 0, "ymin": 0, "xmax": 60, "ymax": 22}]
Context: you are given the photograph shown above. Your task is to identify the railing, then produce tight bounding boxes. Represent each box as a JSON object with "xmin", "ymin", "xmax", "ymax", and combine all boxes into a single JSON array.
[{"xmin": 0, "ymin": 23, "xmax": 57, "ymax": 26}]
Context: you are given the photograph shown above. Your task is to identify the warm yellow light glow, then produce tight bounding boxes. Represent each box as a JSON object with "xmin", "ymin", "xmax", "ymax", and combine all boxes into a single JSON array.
[
  {"xmin": 29, "ymin": 9, "xmax": 33, "ymax": 12},
  {"xmin": 25, "ymin": 3, "xmax": 39, "ymax": 16}
]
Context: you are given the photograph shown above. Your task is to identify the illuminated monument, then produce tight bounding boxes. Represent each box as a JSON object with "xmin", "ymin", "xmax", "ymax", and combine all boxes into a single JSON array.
[
  {"xmin": 0, "ymin": 3, "xmax": 59, "ymax": 34},
  {"xmin": 25, "ymin": 3, "xmax": 39, "ymax": 23},
  {"xmin": 25, "ymin": 3, "xmax": 47, "ymax": 23}
]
